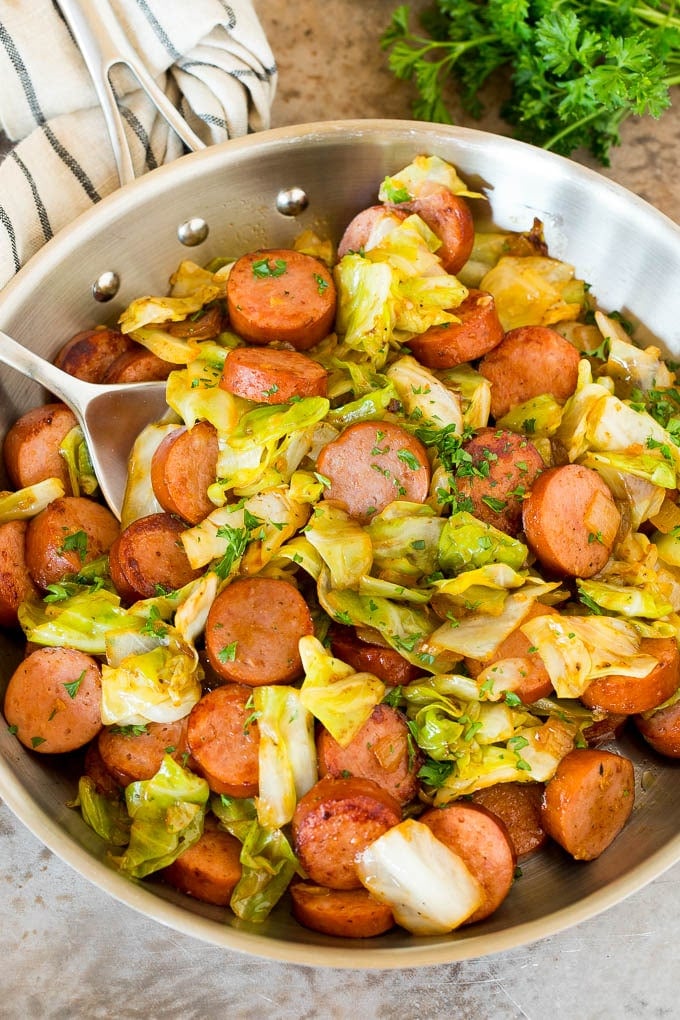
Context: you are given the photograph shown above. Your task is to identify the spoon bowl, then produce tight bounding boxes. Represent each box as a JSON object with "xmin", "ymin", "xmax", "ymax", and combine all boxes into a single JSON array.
[{"xmin": 0, "ymin": 329, "xmax": 169, "ymax": 518}]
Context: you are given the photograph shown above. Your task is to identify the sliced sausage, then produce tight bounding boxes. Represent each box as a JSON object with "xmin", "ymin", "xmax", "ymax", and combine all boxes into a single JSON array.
[
  {"xmin": 0, "ymin": 519, "xmax": 40, "ymax": 627},
  {"xmin": 522, "ymin": 464, "xmax": 621, "ymax": 578},
  {"xmin": 83, "ymin": 741, "xmax": 124, "ymax": 800},
  {"xmin": 291, "ymin": 776, "xmax": 401, "ymax": 890},
  {"xmin": 25, "ymin": 495, "xmax": 119, "ymax": 589},
  {"xmin": 634, "ymin": 698, "xmax": 680, "ymax": 758},
  {"xmin": 204, "ymin": 577, "xmax": 314, "ymax": 686},
  {"xmin": 3, "ymin": 402, "xmax": 78, "ymax": 492},
  {"xmin": 166, "ymin": 304, "xmax": 224, "ymax": 340},
  {"xmin": 479, "ymin": 325, "xmax": 581, "ymax": 420},
  {"xmin": 471, "ymin": 782, "xmax": 548, "ymax": 858},
  {"xmin": 329, "ymin": 624, "xmax": 422, "ymax": 687},
  {"xmin": 580, "ymin": 637, "xmax": 680, "ymax": 715},
  {"xmin": 464, "ymin": 603, "xmax": 556, "ymax": 703},
  {"xmin": 582, "ymin": 713, "xmax": 627, "ymax": 747},
  {"xmin": 219, "ymin": 347, "xmax": 328, "ymax": 404},
  {"xmin": 316, "ymin": 421, "xmax": 430, "ymax": 523},
  {"xmin": 337, "ymin": 204, "xmax": 408, "ymax": 259},
  {"xmin": 108, "ymin": 512, "xmax": 201, "ymax": 602},
  {"xmin": 98, "ymin": 717, "xmax": 193, "ymax": 787},
  {"xmin": 150, "ymin": 421, "xmax": 218, "ymax": 525},
  {"xmin": 395, "ymin": 182, "xmax": 475, "ymax": 275},
  {"xmin": 226, "ymin": 248, "xmax": 336, "ymax": 351},
  {"xmin": 406, "ymin": 289, "xmax": 504, "ymax": 369},
  {"xmin": 420, "ymin": 802, "xmax": 516, "ymax": 923},
  {"xmin": 317, "ymin": 703, "xmax": 421, "ymax": 805},
  {"xmin": 162, "ymin": 819, "xmax": 242, "ymax": 906},
  {"xmin": 540, "ymin": 748, "xmax": 635, "ymax": 860},
  {"xmin": 454, "ymin": 426, "xmax": 544, "ymax": 536},
  {"xmin": 187, "ymin": 683, "xmax": 259, "ymax": 796},
  {"xmin": 3, "ymin": 646, "xmax": 102, "ymax": 753},
  {"xmin": 290, "ymin": 881, "xmax": 395, "ymax": 938},
  {"xmin": 102, "ymin": 347, "xmax": 175, "ymax": 383},
  {"xmin": 53, "ymin": 327, "xmax": 135, "ymax": 382}
]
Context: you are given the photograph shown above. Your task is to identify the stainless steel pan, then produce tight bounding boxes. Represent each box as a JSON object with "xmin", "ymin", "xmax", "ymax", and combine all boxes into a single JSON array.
[{"xmin": 2, "ymin": 120, "xmax": 680, "ymax": 968}]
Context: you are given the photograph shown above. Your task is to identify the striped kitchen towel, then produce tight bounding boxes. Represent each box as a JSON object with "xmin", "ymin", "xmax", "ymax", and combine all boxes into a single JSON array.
[{"xmin": 0, "ymin": 0, "xmax": 277, "ymax": 290}]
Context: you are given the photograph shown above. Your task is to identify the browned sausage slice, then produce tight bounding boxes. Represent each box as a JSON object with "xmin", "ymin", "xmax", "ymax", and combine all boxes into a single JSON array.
[
  {"xmin": 98, "ymin": 717, "xmax": 193, "ymax": 786},
  {"xmin": 204, "ymin": 577, "xmax": 314, "ymax": 686},
  {"xmin": 317, "ymin": 703, "xmax": 420, "ymax": 805},
  {"xmin": 471, "ymin": 782, "xmax": 548, "ymax": 858},
  {"xmin": 162, "ymin": 819, "xmax": 243, "ymax": 906},
  {"xmin": 454, "ymin": 427, "xmax": 544, "ymax": 536},
  {"xmin": 53, "ymin": 327, "xmax": 135, "ymax": 382},
  {"xmin": 220, "ymin": 347, "xmax": 328, "ymax": 404},
  {"xmin": 3, "ymin": 646, "xmax": 102, "ymax": 753},
  {"xmin": 150, "ymin": 421, "xmax": 219, "ymax": 525},
  {"xmin": 396, "ymin": 182, "xmax": 475, "ymax": 275},
  {"xmin": 83, "ymin": 741, "xmax": 124, "ymax": 799},
  {"xmin": 166, "ymin": 304, "xmax": 224, "ymax": 340},
  {"xmin": 420, "ymin": 802, "xmax": 516, "ymax": 923},
  {"xmin": 108, "ymin": 512, "xmax": 201, "ymax": 601},
  {"xmin": 580, "ymin": 637, "xmax": 680, "ymax": 714},
  {"xmin": 25, "ymin": 495, "xmax": 119, "ymax": 589},
  {"xmin": 3, "ymin": 402, "xmax": 78, "ymax": 492},
  {"xmin": 102, "ymin": 347, "xmax": 175, "ymax": 383},
  {"xmin": 540, "ymin": 748, "xmax": 635, "ymax": 860},
  {"xmin": 187, "ymin": 683, "xmax": 259, "ymax": 796},
  {"xmin": 290, "ymin": 881, "xmax": 395, "ymax": 938},
  {"xmin": 329, "ymin": 624, "xmax": 422, "ymax": 687},
  {"xmin": 522, "ymin": 464, "xmax": 621, "ymax": 578},
  {"xmin": 337, "ymin": 204, "xmax": 408, "ymax": 259},
  {"xmin": 316, "ymin": 421, "xmax": 431, "ymax": 523},
  {"xmin": 479, "ymin": 325, "xmax": 581, "ymax": 420},
  {"xmin": 292, "ymin": 776, "xmax": 401, "ymax": 890},
  {"xmin": 407, "ymin": 289, "xmax": 504, "ymax": 369},
  {"xmin": 464, "ymin": 603, "xmax": 556, "ymax": 702},
  {"xmin": 0, "ymin": 519, "xmax": 40, "ymax": 626},
  {"xmin": 634, "ymin": 698, "xmax": 680, "ymax": 758},
  {"xmin": 226, "ymin": 249, "xmax": 336, "ymax": 350}
]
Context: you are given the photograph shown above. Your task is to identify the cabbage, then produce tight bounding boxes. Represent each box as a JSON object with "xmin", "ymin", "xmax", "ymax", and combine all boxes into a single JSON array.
[
  {"xmin": 293, "ymin": 228, "xmax": 335, "ymax": 266},
  {"xmin": 59, "ymin": 426, "xmax": 98, "ymax": 497},
  {"xmin": 365, "ymin": 214, "xmax": 453, "ymax": 280},
  {"xmin": 582, "ymin": 449, "xmax": 675, "ymax": 490},
  {"xmin": 121, "ymin": 422, "xmax": 179, "ymax": 529},
  {"xmin": 100, "ymin": 634, "xmax": 202, "ymax": 726},
  {"xmin": 334, "ymin": 255, "xmax": 396, "ymax": 367},
  {"xmin": 253, "ymin": 686, "xmax": 316, "ymax": 829},
  {"xmin": 438, "ymin": 511, "xmax": 528, "ymax": 575},
  {"xmin": 590, "ymin": 462, "xmax": 665, "ymax": 531},
  {"xmin": 425, "ymin": 593, "xmax": 541, "ymax": 661},
  {"xmin": 480, "ymin": 255, "xmax": 585, "ymax": 331},
  {"xmin": 165, "ymin": 345, "xmax": 241, "ymax": 434},
  {"xmin": 386, "ymin": 355, "xmax": 464, "ymax": 430},
  {"xmin": 596, "ymin": 311, "xmax": 675, "ymax": 394},
  {"xmin": 119, "ymin": 261, "xmax": 222, "ymax": 333},
  {"xmin": 325, "ymin": 382, "xmax": 401, "ymax": 428},
  {"xmin": 111, "ymin": 755, "xmax": 209, "ymax": 879},
  {"xmin": 366, "ymin": 501, "xmax": 445, "ymax": 585},
  {"xmin": 394, "ymin": 274, "xmax": 468, "ymax": 334},
  {"xmin": 520, "ymin": 613, "xmax": 659, "ymax": 699},
  {"xmin": 211, "ymin": 795, "xmax": 300, "ymax": 922},
  {"xmin": 576, "ymin": 578, "xmax": 674, "ymax": 619},
  {"xmin": 0, "ymin": 477, "xmax": 65, "ymax": 523},
  {"xmin": 378, "ymin": 155, "xmax": 482, "ymax": 202},
  {"xmin": 304, "ymin": 501, "xmax": 373, "ymax": 589},
  {"xmin": 19, "ymin": 587, "xmax": 129, "ymax": 654},
  {"xmin": 356, "ymin": 819, "xmax": 483, "ymax": 935},
  {"xmin": 298, "ymin": 635, "xmax": 385, "ymax": 746},
  {"xmin": 439, "ymin": 365, "xmax": 491, "ymax": 429},
  {"xmin": 168, "ymin": 259, "xmax": 228, "ymax": 299},
  {"xmin": 75, "ymin": 777, "xmax": 131, "ymax": 846},
  {"xmin": 496, "ymin": 393, "xmax": 564, "ymax": 437}
]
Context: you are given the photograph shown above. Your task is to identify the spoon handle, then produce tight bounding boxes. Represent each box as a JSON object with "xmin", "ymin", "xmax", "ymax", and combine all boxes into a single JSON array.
[{"xmin": 0, "ymin": 329, "xmax": 92, "ymax": 415}]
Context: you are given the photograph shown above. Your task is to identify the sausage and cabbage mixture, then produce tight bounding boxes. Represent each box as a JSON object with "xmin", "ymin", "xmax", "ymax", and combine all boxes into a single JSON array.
[{"xmin": 3, "ymin": 155, "xmax": 680, "ymax": 938}]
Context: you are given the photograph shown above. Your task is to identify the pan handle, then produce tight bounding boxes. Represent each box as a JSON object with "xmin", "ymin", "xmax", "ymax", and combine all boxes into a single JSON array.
[{"xmin": 55, "ymin": 0, "xmax": 206, "ymax": 188}]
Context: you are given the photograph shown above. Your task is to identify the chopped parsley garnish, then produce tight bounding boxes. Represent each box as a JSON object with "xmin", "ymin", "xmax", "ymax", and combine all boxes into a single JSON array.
[{"xmin": 252, "ymin": 257, "xmax": 287, "ymax": 278}]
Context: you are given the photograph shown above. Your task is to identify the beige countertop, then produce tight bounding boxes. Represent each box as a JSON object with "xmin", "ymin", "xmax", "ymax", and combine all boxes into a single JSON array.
[{"xmin": 2, "ymin": 2, "xmax": 680, "ymax": 1016}]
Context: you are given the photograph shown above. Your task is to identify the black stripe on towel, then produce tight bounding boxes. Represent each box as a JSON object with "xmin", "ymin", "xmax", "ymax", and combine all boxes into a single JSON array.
[
  {"xmin": 118, "ymin": 105, "xmax": 158, "ymax": 171},
  {"xmin": 0, "ymin": 206, "xmax": 21, "ymax": 275},
  {"xmin": 134, "ymin": 0, "xmax": 181, "ymax": 61},
  {"xmin": 180, "ymin": 58, "xmax": 278, "ymax": 85},
  {"xmin": 9, "ymin": 150, "xmax": 53, "ymax": 243}
]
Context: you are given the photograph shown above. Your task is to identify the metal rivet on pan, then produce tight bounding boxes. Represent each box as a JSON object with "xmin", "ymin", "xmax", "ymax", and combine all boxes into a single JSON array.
[
  {"xmin": 92, "ymin": 271, "xmax": 120, "ymax": 302},
  {"xmin": 178, "ymin": 217, "xmax": 209, "ymax": 246},
  {"xmin": 276, "ymin": 187, "xmax": 309, "ymax": 216}
]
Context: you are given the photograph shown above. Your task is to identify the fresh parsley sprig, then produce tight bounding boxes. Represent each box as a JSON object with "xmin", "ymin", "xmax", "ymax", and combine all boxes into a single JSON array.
[{"xmin": 382, "ymin": 1, "xmax": 680, "ymax": 164}]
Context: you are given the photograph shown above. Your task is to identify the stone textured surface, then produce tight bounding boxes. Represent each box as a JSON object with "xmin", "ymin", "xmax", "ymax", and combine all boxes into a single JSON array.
[{"xmin": 2, "ymin": 2, "xmax": 680, "ymax": 1016}]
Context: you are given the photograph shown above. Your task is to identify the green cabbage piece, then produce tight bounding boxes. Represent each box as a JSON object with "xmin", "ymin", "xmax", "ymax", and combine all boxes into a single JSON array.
[
  {"xmin": 75, "ymin": 777, "xmax": 131, "ymax": 846},
  {"xmin": 325, "ymin": 381, "xmax": 400, "ymax": 428},
  {"xmin": 386, "ymin": 355, "xmax": 464, "ymax": 430},
  {"xmin": 299, "ymin": 635, "xmax": 386, "ymax": 746},
  {"xmin": 111, "ymin": 755, "xmax": 209, "ymax": 879},
  {"xmin": 378, "ymin": 155, "xmax": 482, "ymax": 203},
  {"xmin": 59, "ymin": 426, "xmax": 98, "ymax": 497},
  {"xmin": 19, "ymin": 587, "xmax": 129, "ymax": 654},
  {"xmin": 480, "ymin": 255, "xmax": 585, "ymax": 331},
  {"xmin": 166, "ymin": 343, "xmax": 241, "ymax": 433},
  {"xmin": 576, "ymin": 579, "xmax": 673, "ymax": 620},
  {"xmin": 366, "ymin": 501, "xmax": 444, "ymax": 585},
  {"xmin": 253, "ymin": 685, "xmax": 316, "ymax": 828},
  {"xmin": 581, "ymin": 449, "xmax": 676, "ymax": 489},
  {"xmin": 304, "ymin": 501, "xmax": 373, "ymax": 589},
  {"xmin": 438, "ymin": 511, "xmax": 528, "ymax": 575},
  {"xmin": 121, "ymin": 422, "xmax": 179, "ymax": 529},
  {"xmin": 334, "ymin": 254, "xmax": 396, "ymax": 368},
  {"xmin": 438, "ymin": 365, "xmax": 491, "ymax": 429},
  {"xmin": 100, "ymin": 637, "xmax": 202, "ymax": 727},
  {"xmin": 212, "ymin": 795, "xmax": 300, "ymax": 923},
  {"xmin": 496, "ymin": 393, "xmax": 563, "ymax": 438},
  {"xmin": 0, "ymin": 477, "xmax": 65, "ymax": 523}
]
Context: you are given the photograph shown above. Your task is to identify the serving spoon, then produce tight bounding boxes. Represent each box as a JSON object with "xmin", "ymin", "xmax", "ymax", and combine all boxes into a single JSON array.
[{"xmin": 0, "ymin": 329, "xmax": 169, "ymax": 519}]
